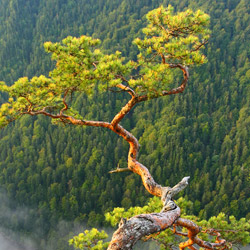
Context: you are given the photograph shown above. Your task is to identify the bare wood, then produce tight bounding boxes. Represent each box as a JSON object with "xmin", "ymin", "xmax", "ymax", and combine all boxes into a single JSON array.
[
  {"xmin": 109, "ymin": 168, "xmax": 130, "ymax": 173},
  {"xmin": 108, "ymin": 207, "xmax": 181, "ymax": 250},
  {"xmin": 19, "ymin": 60, "xmax": 228, "ymax": 249},
  {"xmin": 107, "ymin": 175, "xmax": 193, "ymax": 249},
  {"xmin": 167, "ymin": 176, "xmax": 190, "ymax": 199},
  {"xmin": 116, "ymin": 83, "xmax": 135, "ymax": 97},
  {"xmin": 109, "ymin": 164, "xmax": 131, "ymax": 174}
]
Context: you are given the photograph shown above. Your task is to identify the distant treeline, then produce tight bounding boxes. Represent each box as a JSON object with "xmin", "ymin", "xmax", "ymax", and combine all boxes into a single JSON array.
[{"xmin": 0, "ymin": 0, "xmax": 249, "ymax": 243}]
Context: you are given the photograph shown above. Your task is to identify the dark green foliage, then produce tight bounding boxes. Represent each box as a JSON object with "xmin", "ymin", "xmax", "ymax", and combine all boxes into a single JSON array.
[{"xmin": 0, "ymin": 0, "xmax": 250, "ymax": 249}]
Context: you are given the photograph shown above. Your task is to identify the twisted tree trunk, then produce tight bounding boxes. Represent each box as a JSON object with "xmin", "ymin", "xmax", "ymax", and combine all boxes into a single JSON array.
[
  {"xmin": 107, "ymin": 122, "xmax": 191, "ymax": 249},
  {"xmin": 108, "ymin": 208, "xmax": 181, "ymax": 250}
]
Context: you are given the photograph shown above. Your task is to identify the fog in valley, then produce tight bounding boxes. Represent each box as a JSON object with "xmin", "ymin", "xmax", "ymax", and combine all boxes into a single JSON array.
[
  {"xmin": 0, "ymin": 188, "xmax": 78, "ymax": 250},
  {"xmin": 0, "ymin": 188, "xmax": 159, "ymax": 250},
  {"xmin": 1, "ymin": 188, "xmax": 247, "ymax": 250}
]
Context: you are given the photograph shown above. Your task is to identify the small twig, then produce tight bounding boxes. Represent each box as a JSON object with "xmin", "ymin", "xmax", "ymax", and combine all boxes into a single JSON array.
[
  {"xmin": 191, "ymin": 40, "xmax": 208, "ymax": 52},
  {"xmin": 92, "ymin": 62, "xmax": 98, "ymax": 69},
  {"xmin": 20, "ymin": 95, "xmax": 33, "ymax": 112},
  {"xmin": 143, "ymin": 232, "xmax": 160, "ymax": 241},
  {"xmin": 109, "ymin": 163, "xmax": 131, "ymax": 174},
  {"xmin": 115, "ymin": 74, "xmax": 129, "ymax": 83},
  {"xmin": 202, "ymin": 228, "xmax": 239, "ymax": 234},
  {"xmin": 115, "ymin": 82, "xmax": 135, "ymax": 97}
]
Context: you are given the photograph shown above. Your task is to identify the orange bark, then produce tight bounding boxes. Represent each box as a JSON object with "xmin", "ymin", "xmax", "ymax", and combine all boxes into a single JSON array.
[{"xmin": 22, "ymin": 63, "xmax": 228, "ymax": 249}]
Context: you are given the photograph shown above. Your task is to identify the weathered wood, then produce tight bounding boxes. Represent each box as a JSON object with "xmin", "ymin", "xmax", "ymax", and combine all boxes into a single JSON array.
[
  {"xmin": 20, "ymin": 54, "xmax": 227, "ymax": 250},
  {"xmin": 108, "ymin": 207, "xmax": 181, "ymax": 250},
  {"xmin": 107, "ymin": 176, "xmax": 191, "ymax": 249}
]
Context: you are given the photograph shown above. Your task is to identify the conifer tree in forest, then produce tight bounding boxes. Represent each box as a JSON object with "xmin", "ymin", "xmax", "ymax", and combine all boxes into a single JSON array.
[{"xmin": 0, "ymin": 5, "xmax": 246, "ymax": 249}]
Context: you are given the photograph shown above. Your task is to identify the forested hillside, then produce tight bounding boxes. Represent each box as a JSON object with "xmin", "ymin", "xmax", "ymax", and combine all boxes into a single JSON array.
[{"xmin": 0, "ymin": 0, "xmax": 250, "ymax": 249}]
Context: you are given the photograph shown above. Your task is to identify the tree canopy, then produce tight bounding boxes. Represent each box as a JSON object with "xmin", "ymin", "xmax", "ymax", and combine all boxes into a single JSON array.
[
  {"xmin": 0, "ymin": 4, "xmax": 249, "ymax": 250},
  {"xmin": 0, "ymin": 6, "xmax": 210, "ymax": 128}
]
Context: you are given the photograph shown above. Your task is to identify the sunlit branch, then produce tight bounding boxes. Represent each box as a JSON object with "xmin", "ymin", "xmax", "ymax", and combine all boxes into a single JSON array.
[
  {"xmin": 20, "ymin": 95, "xmax": 34, "ymax": 112},
  {"xmin": 0, "ymin": 6, "xmax": 216, "ymax": 250},
  {"xmin": 60, "ymin": 89, "xmax": 69, "ymax": 115},
  {"xmin": 135, "ymin": 64, "xmax": 189, "ymax": 103},
  {"xmin": 191, "ymin": 40, "xmax": 208, "ymax": 52},
  {"xmin": 110, "ymin": 96, "xmax": 137, "ymax": 128},
  {"xmin": 109, "ymin": 164, "xmax": 131, "ymax": 174},
  {"xmin": 116, "ymin": 82, "xmax": 135, "ymax": 97},
  {"xmin": 175, "ymin": 218, "xmax": 228, "ymax": 250}
]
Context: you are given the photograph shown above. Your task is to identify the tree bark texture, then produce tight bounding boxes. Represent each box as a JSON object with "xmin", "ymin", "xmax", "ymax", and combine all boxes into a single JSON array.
[
  {"xmin": 108, "ymin": 208, "xmax": 181, "ymax": 250},
  {"xmin": 21, "ymin": 64, "xmax": 227, "ymax": 249}
]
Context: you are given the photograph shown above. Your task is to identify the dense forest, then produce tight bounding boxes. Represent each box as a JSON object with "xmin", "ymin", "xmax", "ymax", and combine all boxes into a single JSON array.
[{"xmin": 0, "ymin": 0, "xmax": 250, "ymax": 249}]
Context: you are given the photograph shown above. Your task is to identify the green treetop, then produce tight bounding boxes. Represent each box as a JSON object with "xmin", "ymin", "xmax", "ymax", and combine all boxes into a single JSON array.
[
  {"xmin": 0, "ymin": 6, "xmax": 210, "ymax": 128},
  {"xmin": 0, "ymin": 5, "xmax": 233, "ymax": 250}
]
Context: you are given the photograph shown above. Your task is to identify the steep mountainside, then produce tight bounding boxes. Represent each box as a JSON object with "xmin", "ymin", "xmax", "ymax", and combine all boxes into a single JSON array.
[{"xmin": 0, "ymin": 0, "xmax": 249, "ymax": 245}]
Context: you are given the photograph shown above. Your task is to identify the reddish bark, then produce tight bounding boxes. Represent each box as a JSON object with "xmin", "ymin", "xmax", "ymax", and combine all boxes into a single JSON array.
[
  {"xmin": 21, "ymin": 63, "xmax": 228, "ymax": 249},
  {"xmin": 175, "ymin": 218, "xmax": 227, "ymax": 249}
]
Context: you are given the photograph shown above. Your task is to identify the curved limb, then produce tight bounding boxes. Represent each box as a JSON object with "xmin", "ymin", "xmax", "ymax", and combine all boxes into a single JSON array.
[
  {"xmin": 175, "ymin": 218, "xmax": 227, "ymax": 250},
  {"xmin": 110, "ymin": 64, "xmax": 189, "ymax": 128},
  {"xmin": 108, "ymin": 207, "xmax": 181, "ymax": 250}
]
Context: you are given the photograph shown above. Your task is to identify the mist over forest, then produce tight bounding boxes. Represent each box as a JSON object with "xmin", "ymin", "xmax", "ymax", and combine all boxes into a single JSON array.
[
  {"xmin": 0, "ymin": 189, "xmax": 93, "ymax": 250},
  {"xmin": 0, "ymin": 0, "xmax": 250, "ymax": 249},
  {"xmin": 0, "ymin": 189, "xmax": 38, "ymax": 250}
]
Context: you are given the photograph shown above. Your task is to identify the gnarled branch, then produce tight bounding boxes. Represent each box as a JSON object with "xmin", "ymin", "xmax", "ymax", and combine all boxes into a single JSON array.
[
  {"xmin": 108, "ymin": 203, "xmax": 181, "ymax": 250},
  {"xmin": 176, "ymin": 218, "xmax": 227, "ymax": 250}
]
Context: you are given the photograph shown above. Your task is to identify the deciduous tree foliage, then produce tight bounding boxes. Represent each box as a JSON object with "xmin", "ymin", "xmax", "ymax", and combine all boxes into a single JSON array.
[{"xmin": 0, "ymin": 5, "xmax": 247, "ymax": 249}]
